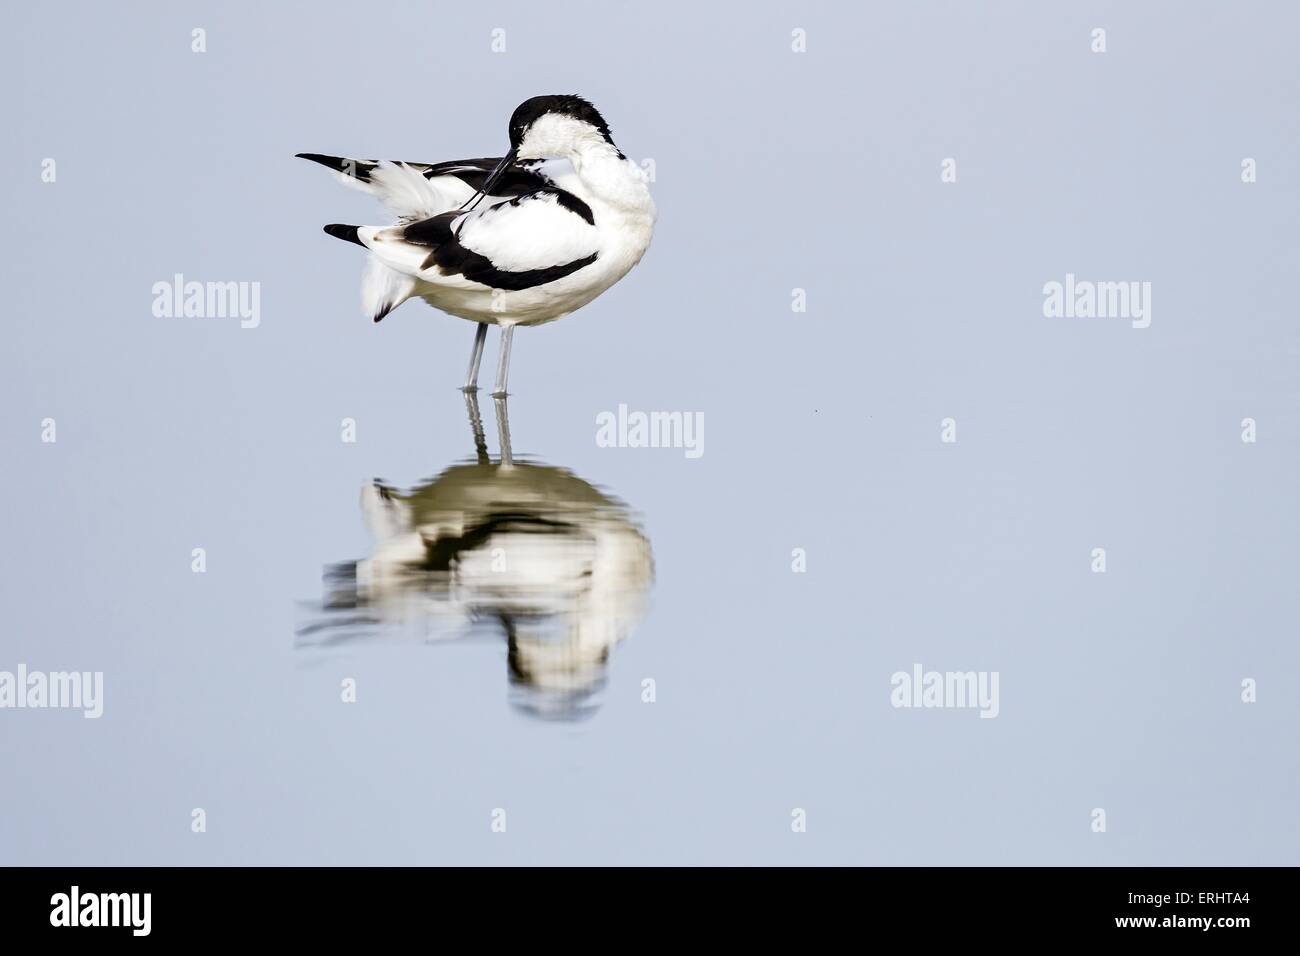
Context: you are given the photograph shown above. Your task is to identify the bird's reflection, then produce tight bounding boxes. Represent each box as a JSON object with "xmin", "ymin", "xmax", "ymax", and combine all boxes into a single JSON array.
[{"xmin": 299, "ymin": 393, "xmax": 653, "ymax": 720}]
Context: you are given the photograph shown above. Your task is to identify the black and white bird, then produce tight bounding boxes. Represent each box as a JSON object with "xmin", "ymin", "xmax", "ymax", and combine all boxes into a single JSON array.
[{"xmin": 297, "ymin": 95, "xmax": 656, "ymax": 396}]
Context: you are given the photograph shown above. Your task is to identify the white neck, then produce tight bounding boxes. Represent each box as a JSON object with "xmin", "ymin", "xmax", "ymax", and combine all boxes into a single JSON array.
[{"xmin": 567, "ymin": 141, "xmax": 653, "ymax": 216}]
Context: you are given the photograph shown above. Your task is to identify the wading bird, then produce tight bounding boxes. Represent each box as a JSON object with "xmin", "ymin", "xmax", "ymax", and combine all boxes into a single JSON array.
[{"xmin": 298, "ymin": 95, "xmax": 656, "ymax": 396}]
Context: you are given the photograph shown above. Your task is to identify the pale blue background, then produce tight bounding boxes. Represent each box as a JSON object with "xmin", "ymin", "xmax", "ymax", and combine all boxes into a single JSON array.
[{"xmin": 2, "ymin": 1, "xmax": 1297, "ymax": 864}]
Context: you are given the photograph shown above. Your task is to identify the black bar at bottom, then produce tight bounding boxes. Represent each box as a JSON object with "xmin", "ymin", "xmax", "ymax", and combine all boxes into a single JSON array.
[{"xmin": 0, "ymin": 866, "xmax": 1274, "ymax": 940}]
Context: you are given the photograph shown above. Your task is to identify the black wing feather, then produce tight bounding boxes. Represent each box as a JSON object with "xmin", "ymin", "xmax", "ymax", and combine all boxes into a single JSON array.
[{"xmin": 296, "ymin": 153, "xmax": 550, "ymax": 198}]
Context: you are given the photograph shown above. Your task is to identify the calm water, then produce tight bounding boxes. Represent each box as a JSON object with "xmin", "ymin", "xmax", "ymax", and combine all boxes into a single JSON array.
[
  {"xmin": 3, "ymin": 2, "xmax": 1298, "ymax": 865},
  {"xmin": 299, "ymin": 394, "xmax": 655, "ymax": 722}
]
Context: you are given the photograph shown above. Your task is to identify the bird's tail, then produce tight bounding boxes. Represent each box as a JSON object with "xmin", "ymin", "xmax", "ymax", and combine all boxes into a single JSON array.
[
  {"xmin": 360, "ymin": 252, "xmax": 417, "ymax": 324},
  {"xmin": 324, "ymin": 223, "xmax": 363, "ymax": 246},
  {"xmin": 322, "ymin": 224, "xmax": 419, "ymax": 323}
]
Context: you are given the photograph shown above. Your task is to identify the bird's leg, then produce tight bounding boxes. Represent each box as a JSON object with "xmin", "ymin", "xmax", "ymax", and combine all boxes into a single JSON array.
[
  {"xmin": 494, "ymin": 394, "xmax": 513, "ymax": 467},
  {"xmin": 462, "ymin": 390, "xmax": 489, "ymax": 464},
  {"xmin": 462, "ymin": 322, "xmax": 489, "ymax": 391},
  {"xmin": 491, "ymin": 324, "xmax": 515, "ymax": 398}
]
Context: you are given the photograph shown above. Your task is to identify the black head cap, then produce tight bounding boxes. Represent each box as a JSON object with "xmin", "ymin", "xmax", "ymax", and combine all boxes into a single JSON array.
[{"xmin": 507, "ymin": 94, "xmax": 617, "ymax": 149}]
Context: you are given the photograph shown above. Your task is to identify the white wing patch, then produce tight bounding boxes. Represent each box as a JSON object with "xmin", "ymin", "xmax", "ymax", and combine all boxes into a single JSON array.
[
  {"xmin": 456, "ymin": 192, "xmax": 598, "ymax": 272},
  {"xmin": 365, "ymin": 162, "xmax": 470, "ymax": 222}
]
